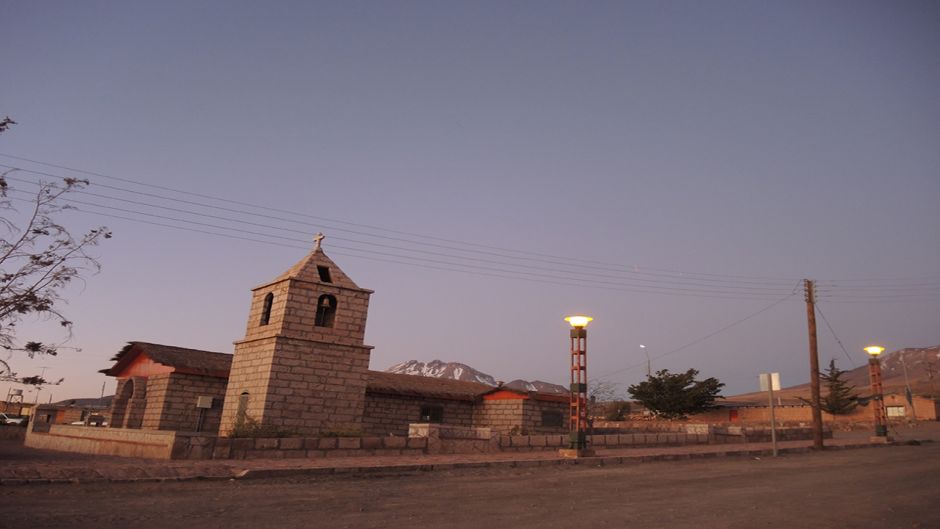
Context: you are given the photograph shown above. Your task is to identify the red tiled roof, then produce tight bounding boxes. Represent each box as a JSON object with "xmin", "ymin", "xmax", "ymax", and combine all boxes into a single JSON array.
[{"xmin": 100, "ymin": 342, "xmax": 232, "ymax": 377}]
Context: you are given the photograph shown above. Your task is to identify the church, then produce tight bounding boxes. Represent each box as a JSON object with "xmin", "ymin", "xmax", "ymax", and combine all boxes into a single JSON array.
[{"xmin": 100, "ymin": 238, "xmax": 568, "ymax": 438}]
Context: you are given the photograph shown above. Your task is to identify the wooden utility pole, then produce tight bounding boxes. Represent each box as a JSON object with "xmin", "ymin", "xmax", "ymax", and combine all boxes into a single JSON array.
[{"xmin": 804, "ymin": 279, "xmax": 824, "ymax": 450}]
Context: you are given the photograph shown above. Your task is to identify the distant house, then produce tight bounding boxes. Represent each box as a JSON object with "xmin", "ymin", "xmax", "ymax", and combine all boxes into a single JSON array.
[
  {"xmin": 691, "ymin": 393, "xmax": 939, "ymax": 424},
  {"xmin": 32, "ymin": 395, "xmax": 113, "ymax": 431}
]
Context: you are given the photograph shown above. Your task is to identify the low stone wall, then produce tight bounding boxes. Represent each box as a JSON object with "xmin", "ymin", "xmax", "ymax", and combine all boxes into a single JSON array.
[
  {"xmin": 710, "ymin": 426, "xmax": 832, "ymax": 443},
  {"xmin": 498, "ymin": 432, "xmax": 709, "ymax": 452},
  {"xmin": 408, "ymin": 423, "xmax": 497, "ymax": 454},
  {"xmin": 22, "ymin": 423, "xmax": 830, "ymax": 460},
  {"xmin": 210, "ymin": 435, "xmax": 428, "ymax": 460},
  {"xmin": 24, "ymin": 424, "xmax": 214, "ymax": 459},
  {"xmin": 0, "ymin": 424, "xmax": 27, "ymax": 442}
]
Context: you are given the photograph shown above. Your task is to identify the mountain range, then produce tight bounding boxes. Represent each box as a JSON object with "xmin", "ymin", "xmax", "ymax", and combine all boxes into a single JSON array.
[
  {"xmin": 384, "ymin": 360, "xmax": 568, "ymax": 394},
  {"xmin": 729, "ymin": 345, "xmax": 940, "ymax": 402}
]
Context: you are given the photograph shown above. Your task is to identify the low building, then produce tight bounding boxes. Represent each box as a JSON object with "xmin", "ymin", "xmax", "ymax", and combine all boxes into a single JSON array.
[
  {"xmin": 99, "ymin": 342, "xmax": 232, "ymax": 433},
  {"xmin": 31, "ymin": 396, "xmax": 113, "ymax": 431},
  {"xmin": 95, "ymin": 342, "xmax": 567, "ymax": 437},
  {"xmin": 691, "ymin": 393, "xmax": 939, "ymax": 425}
]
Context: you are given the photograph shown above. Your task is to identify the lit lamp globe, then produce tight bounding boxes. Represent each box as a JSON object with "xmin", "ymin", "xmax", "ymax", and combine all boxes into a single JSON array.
[
  {"xmin": 564, "ymin": 315, "xmax": 593, "ymax": 328},
  {"xmin": 865, "ymin": 346, "xmax": 885, "ymax": 357}
]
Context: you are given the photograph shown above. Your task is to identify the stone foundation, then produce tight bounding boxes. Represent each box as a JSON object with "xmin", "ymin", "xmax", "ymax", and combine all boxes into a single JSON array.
[{"xmin": 25, "ymin": 423, "xmax": 829, "ymax": 460}]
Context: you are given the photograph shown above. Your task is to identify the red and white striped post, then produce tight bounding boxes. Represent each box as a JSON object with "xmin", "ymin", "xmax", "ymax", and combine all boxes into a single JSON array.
[{"xmin": 561, "ymin": 315, "xmax": 595, "ymax": 458}]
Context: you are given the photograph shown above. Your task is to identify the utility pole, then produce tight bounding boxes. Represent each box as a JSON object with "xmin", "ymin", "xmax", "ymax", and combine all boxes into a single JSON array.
[
  {"xmin": 804, "ymin": 279, "xmax": 824, "ymax": 450},
  {"xmin": 900, "ymin": 350, "xmax": 916, "ymax": 418},
  {"xmin": 926, "ymin": 361, "xmax": 936, "ymax": 398}
]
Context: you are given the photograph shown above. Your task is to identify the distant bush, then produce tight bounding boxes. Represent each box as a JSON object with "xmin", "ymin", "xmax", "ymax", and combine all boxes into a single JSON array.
[{"xmin": 227, "ymin": 416, "xmax": 296, "ymax": 438}]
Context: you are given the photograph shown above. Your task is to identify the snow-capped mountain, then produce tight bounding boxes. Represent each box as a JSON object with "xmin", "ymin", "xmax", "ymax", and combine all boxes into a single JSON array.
[
  {"xmin": 385, "ymin": 360, "xmax": 499, "ymax": 386},
  {"xmin": 503, "ymin": 379, "xmax": 569, "ymax": 395},
  {"xmin": 384, "ymin": 360, "xmax": 568, "ymax": 394}
]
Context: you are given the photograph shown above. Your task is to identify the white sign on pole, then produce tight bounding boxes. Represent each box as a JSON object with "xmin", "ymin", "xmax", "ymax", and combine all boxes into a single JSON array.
[{"xmin": 759, "ymin": 372, "xmax": 780, "ymax": 392}]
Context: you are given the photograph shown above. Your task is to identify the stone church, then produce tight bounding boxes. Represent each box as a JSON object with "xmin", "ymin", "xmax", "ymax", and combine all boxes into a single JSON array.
[{"xmin": 101, "ymin": 241, "xmax": 567, "ymax": 437}]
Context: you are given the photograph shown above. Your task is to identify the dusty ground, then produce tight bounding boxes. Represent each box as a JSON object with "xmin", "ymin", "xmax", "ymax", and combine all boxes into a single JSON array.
[{"xmin": 2, "ymin": 440, "xmax": 938, "ymax": 529}]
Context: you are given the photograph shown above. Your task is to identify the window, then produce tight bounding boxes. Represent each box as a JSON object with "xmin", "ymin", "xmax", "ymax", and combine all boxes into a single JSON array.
[
  {"xmin": 317, "ymin": 265, "xmax": 332, "ymax": 283},
  {"xmin": 886, "ymin": 406, "xmax": 906, "ymax": 418},
  {"xmin": 420, "ymin": 405, "xmax": 443, "ymax": 423},
  {"xmin": 260, "ymin": 292, "xmax": 274, "ymax": 326},
  {"xmin": 541, "ymin": 410, "xmax": 564, "ymax": 427},
  {"xmin": 315, "ymin": 294, "xmax": 337, "ymax": 327},
  {"xmin": 235, "ymin": 392, "xmax": 250, "ymax": 427}
]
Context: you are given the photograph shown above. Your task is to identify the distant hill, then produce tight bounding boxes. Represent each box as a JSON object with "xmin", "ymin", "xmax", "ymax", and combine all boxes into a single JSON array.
[
  {"xmin": 384, "ymin": 360, "xmax": 568, "ymax": 394},
  {"xmin": 503, "ymin": 379, "xmax": 569, "ymax": 395},
  {"xmin": 729, "ymin": 345, "xmax": 940, "ymax": 403}
]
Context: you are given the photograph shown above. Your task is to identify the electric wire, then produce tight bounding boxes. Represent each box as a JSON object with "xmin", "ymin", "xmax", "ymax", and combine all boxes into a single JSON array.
[
  {"xmin": 814, "ymin": 303, "xmax": 858, "ymax": 368},
  {"xmin": 591, "ymin": 285, "xmax": 802, "ymax": 382},
  {"xmin": 0, "ymin": 156, "xmax": 817, "ymax": 284},
  {"xmin": 6, "ymin": 197, "xmax": 805, "ymax": 301},
  {"xmin": 2, "ymin": 177, "xmax": 805, "ymax": 297},
  {"xmin": 4, "ymin": 160, "xmax": 940, "ymax": 301}
]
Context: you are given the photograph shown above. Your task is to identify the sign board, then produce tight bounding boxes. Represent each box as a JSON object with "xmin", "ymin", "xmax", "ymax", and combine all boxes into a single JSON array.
[{"xmin": 759, "ymin": 372, "xmax": 780, "ymax": 392}]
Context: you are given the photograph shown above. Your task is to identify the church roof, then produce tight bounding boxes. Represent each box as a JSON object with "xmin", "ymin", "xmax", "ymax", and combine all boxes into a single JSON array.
[
  {"xmin": 52, "ymin": 396, "xmax": 114, "ymax": 409},
  {"xmin": 366, "ymin": 371, "xmax": 494, "ymax": 401},
  {"xmin": 100, "ymin": 342, "xmax": 233, "ymax": 378},
  {"xmin": 270, "ymin": 245, "xmax": 367, "ymax": 291}
]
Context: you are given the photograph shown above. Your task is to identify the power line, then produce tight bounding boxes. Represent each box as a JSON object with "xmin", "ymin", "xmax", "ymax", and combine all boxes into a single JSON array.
[
  {"xmin": 15, "ymin": 198, "xmax": 804, "ymax": 301},
  {"xmin": 592, "ymin": 286, "xmax": 801, "ymax": 382},
  {"xmin": 5, "ymin": 160, "xmax": 940, "ymax": 300},
  {"xmin": 814, "ymin": 303, "xmax": 857, "ymax": 368},
  {"xmin": 3, "ymin": 177, "xmax": 804, "ymax": 297},
  {"xmin": 4, "ymin": 176, "xmax": 799, "ymax": 293},
  {"xmin": 0, "ymin": 155, "xmax": 817, "ymax": 284}
]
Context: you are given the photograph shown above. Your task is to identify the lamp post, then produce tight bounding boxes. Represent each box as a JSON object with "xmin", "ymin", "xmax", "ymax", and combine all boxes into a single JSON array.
[
  {"xmin": 562, "ymin": 315, "xmax": 594, "ymax": 458},
  {"xmin": 865, "ymin": 346, "xmax": 890, "ymax": 441},
  {"xmin": 640, "ymin": 344, "xmax": 651, "ymax": 377}
]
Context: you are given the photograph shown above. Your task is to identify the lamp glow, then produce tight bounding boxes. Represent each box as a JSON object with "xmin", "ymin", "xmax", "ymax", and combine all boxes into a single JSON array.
[
  {"xmin": 864, "ymin": 346, "xmax": 885, "ymax": 357},
  {"xmin": 564, "ymin": 315, "xmax": 593, "ymax": 328}
]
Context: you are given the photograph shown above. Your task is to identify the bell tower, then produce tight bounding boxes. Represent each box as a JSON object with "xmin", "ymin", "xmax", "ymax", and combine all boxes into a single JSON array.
[{"xmin": 219, "ymin": 235, "xmax": 374, "ymax": 436}]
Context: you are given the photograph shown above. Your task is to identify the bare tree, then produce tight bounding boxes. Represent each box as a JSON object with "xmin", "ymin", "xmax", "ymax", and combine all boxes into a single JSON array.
[{"xmin": 0, "ymin": 125, "xmax": 110, "ymax": 385}]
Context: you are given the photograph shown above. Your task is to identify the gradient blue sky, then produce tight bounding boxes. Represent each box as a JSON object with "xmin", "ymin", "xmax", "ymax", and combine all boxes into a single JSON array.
[{"xmin": 2, "ymin": 1, "xmax": 939, "ymax": 402}]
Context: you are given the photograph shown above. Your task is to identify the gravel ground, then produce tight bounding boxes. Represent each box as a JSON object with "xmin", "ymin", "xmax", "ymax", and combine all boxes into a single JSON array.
[{"xmin": 2, "ymin": 437, "xmax": 938, "ymax": 529}]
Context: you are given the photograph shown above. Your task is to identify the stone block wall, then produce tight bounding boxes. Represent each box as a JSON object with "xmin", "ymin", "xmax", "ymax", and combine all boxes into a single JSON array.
[
  {"xmin": 220, "ymin": 336, "xmax": 372, "ymax": 437},
  {"xmin": 522, "ymin": 400, "xmax": 568, "ymax": 434},
  {"xmin": 472, "ymin": 399, "xmax": 524, "ymax": 434},
  {"xmin": 219, "ymin": 337, "xmax": 277, "ymax": 435},
  {"xmin": 241, "ymin": 279, "xmax": 372, "ymax": 349},
  {"xmin": 142, "ymin": 373, "xmax": 228, "ymax": 433},
  {"xmin": 472, "ymin": 399, "xmax": 568, "ymax": 434},
  {"xmin": 208, "ymin": 435, "xmax": 428, "ymax": 460},
  {"xmin": 362, "ymin": 392, "xmax": 474, "ymax": 436}
]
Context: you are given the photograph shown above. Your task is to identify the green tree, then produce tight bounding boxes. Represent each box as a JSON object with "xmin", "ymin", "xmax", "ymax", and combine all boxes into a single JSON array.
[
  {"xmin": 627, "ymin": 368, "xmax": 724, "ymax": 419},
  {"xmin": 0, "ymin": 117, "xmax": 110, "ymax": 385},
  {"xmin": 819, "ymin": 359, "xmax": 858, "ymax": 415}
]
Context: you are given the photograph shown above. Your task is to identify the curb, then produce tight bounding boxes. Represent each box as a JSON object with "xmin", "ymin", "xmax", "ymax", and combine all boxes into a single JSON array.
[
  {"xmin": 0, "ymin": 440, "xmax": 898, "ymax": 486},
  {"xmin": 233, "ymin": 441, "xmax": 883, "ymax": 481}
]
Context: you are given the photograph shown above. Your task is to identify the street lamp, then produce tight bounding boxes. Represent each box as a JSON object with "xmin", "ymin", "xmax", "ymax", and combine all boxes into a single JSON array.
[
  {"xmin": 562, "ymin": 315, "xmax": 594, "ymax": 457},
  {"xmin": 640, "ymin": 344, "xmax": 651, "ymax": 377},
  {"xmin": 865, "ymin": 345, "xmax": 889, "ymax": 440}
]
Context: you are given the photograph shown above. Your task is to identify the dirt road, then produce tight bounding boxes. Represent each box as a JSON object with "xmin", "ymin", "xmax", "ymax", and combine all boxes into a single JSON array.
[{"xmin": 2, "ymin": 442, "xmax": 937, "ymax": 529}]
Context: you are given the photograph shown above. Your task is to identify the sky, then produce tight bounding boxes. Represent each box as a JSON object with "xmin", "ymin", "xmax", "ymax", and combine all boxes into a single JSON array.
[{"xmin": 1, "ymin": 1, "xmax": 939, "ymax": 403}]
